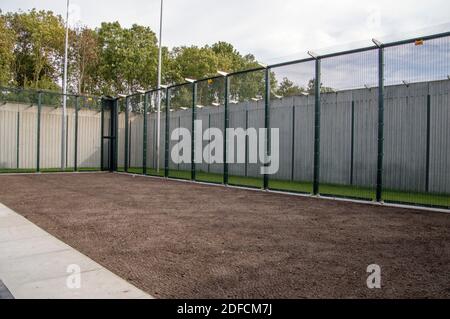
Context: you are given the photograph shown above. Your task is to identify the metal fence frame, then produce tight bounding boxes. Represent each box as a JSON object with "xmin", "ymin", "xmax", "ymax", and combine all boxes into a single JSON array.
[{"xmin": 1, "ymin": 31, "xmax": 449, "ymax": 209}]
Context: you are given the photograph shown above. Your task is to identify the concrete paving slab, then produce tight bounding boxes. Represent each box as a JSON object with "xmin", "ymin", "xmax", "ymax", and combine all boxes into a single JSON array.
[
  {"xmin": 0, "ymin": 203, "xmax": 153, "ymax": 299},
  {"xmin": 0, "ymin": 224, "xmax": 48, "ymax": 243}
]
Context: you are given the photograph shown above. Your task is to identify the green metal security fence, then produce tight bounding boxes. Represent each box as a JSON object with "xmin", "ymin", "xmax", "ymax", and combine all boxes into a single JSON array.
[{"xmin": 1, "ymin": 31, "xmax": 449, "ymax": 209}]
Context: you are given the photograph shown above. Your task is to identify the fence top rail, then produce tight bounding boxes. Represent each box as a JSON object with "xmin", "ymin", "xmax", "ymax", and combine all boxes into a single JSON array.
[{"xmin": 3, "ymin": 30, "xmax": 449, "ymax": 102}]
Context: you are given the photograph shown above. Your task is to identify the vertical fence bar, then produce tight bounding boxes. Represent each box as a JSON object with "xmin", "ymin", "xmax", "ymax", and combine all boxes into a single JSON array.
[
  {"xmin": 263, "ymin": 67, "xmax": 270, "ymax": 189},
  {"xmin": 164, "ymin": 88, "xmax": 170, "ymax": 177},
  {"xmin": 143, "ymin": 93, "xmax": 148, "ymax": 175},
  {"xmin": 16, "ymin": 111, "xmax": 20, "ymax": 169},
  {"xmin": 291, "ymin": 104, "xmax": 295, "ymax": 181},
  {"xmin": 100, "ymin": 98, "xmax": 104, "ymax": 171},
  {"xmin": 223, "ymin": 76, "xmax": 229, "ymax": 185},
  {"xmin": 191, "ymin": 82, "xmax": 197, "ymax": 180},
  {"xmin": 124, "ymin": 96, "xmax": 129, "ymax": 172},
  {"xmin": 113, "ymin": 98, "xmax": 119, "ymax": 172},
  {"xmin": 74, "ymin": 95, "xmax": 79, "ymax": 171},
  {"xmin": 36, "ymin": 91, "xmax": 42, "ymax": 172},
  {"xmin": 313, "ymin": 58, "xmax": 321, "ymax": 195},
  {"xmin": 350, "ymin": 99, "xmax": 355, "ymax": 185},
  {"xmin": 376, "ymin": 46, "xmax": 385, "ymax": 202},
  {"xmin": 425, "ymin": 93, "xmax": 431, "ymax": 192},
  {"xmin": 245, "ymin": 109, "xmax": 248, "ymax": 177}
]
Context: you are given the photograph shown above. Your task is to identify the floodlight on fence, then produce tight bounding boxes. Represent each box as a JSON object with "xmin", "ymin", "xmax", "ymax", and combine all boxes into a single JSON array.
[
  {"xmin": 136, "ymin": 89, "xmax": 146, "ymax": 94},
  {"xmin": 372, "ymin": 38, "xmax": 383, "ymax": 47},
  {"xmin": 402, "ymin": 80, "xmax": 410, "ymax": 87},
  {"xmin": 229, "ymin": 99, "xmax": 238, "ymax": 104},
  {"xmin": 211, "ymin": 102, "xmax": 220, "ymax": 106},
  {"xmin": 184, "ymin": 78, "xmax": 196, "ymax": 83},
  {"xmin": 271, "ymin": 91, "xmax": 283, "ymax": 99},
  {"xmin": 307, "ymin": 51, "xmax": 319, "ymax": 59},
  {"xmin": 258, "ymin": 62, "xmax": 268, "ymax": 68},
  {"xmin": 217, "ymin": 71, "xmax": 229, "ymax": 77},
  {"xmin": 196, "ymin": 104, "xmax": 204, "ymax": 108},
  {"xmin": 299, "ymin": 92, "xmax": 309, "ymax": 96},
  {"xmin": 159, "ymin": 84, "xmax": 168, "ymax": 89},
  {"xmin": 180, "ymin": 107, "xmax": 188, "ymax": 110},
  {"xmin": 118, "ymin": 94, "xmax": 127, "ymax": 98}
]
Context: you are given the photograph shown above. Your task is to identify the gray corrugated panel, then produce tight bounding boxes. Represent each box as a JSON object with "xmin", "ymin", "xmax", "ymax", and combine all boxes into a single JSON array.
[
  {"xmin": 179, "ymin": 109, "xmax": 192, "ymax": 172},
  {"xmin": 269, "ymin": 100, "xmax": 293, "ymax": 180},
  {"xmin": 352, "ymin": 87, "xmax": 378, "ymax": 188},
  {"xmin": 0, "ymin": 109, "xmax": 17, "ymax": 168},
  {"xmin": 40, "ymin": 108, "xmax": 62, "ymax": 169},
  {"xmin": 196, "ymin": 108, "xmax": 209, "ymax": 174},
  {"xmin": 20, "ymin": 108, "xmax": 38, "ymax": 169},
  {"xmin": 77, "ymin": 110, "xmax": 101, "ymax": 168},
  {"xmin": 429, "ymin": 81, "xmax": 450, "ymax": 194},
  {"xmin": 319, "ymin": 91, "xmax": 352, "ymax": 185},
  {"xmin": 208, "ymin": 108, "xmax": 224, "ymax": 174},
  {"xmin": 383, "ymin": 82, "xmax": 428, "ymax": 192},
  {"xmin": 246, "ymin": 103, "xmax": 264, "ymax": 179},
  {"xmin": 292, "ymin": 95, "xmax": 314, "ymax": 182},
  {"xmin": 228, "ymin": 104, "xmax": 247, "ymax": 177}
]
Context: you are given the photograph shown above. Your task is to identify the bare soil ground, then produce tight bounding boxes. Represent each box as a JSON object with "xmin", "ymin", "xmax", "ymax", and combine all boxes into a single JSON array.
[{"xmin": 0, "ymin": 172, "xmax": 449, "ymax": 298}]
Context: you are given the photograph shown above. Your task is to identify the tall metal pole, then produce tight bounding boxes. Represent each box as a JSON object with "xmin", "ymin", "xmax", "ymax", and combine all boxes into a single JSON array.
[
  {"xmin": 61, "ymin": 0, "xmax": 70, "ymax": 170},
  {"xmin": 156, "ymin": 0, "xmax": 164, "ymax": 172}
]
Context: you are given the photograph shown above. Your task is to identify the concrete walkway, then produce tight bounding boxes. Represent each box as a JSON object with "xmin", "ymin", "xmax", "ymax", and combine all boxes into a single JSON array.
[{"xmin": 0, "ymin": 203, "xmax": 153, "ymax": 299}]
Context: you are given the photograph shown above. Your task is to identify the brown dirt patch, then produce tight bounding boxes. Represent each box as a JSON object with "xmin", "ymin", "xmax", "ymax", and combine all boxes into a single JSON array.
[{"xmin": 0, "ymin": 172, "xmax": 449, "ymax": 298}]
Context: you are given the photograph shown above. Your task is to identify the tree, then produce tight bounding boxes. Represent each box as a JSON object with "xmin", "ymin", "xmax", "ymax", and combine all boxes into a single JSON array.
[
  {"xmin": 276, "ymin": 77, "xmax": 305, "ymax": 97},
  {"xmin": 6, "ymin": 9, "xmax": 64, "ymax": 90},
  {"xmin": 70, "ymin": 27, "xmax": 99, "ymax": 94},
  {"xmin": 0, "ymin": 13, "xmax": 15, "ymax": 85},
  {"xmin": 97, "ymin": 22, "xmax": 159, "ymax": 95}
]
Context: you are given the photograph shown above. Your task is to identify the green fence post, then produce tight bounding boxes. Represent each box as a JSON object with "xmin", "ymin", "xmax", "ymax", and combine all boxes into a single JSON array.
[
  {"xmin": 16, "ymin": 111, "xmax": 20, "ymax": 169},
  {"xmin": 191, "ymin": 82, "xmax": 197, "ymax": 180},
  {"xmin": 164, "ymin": 88, "xmax": 170, "ymax": 177},
  {"xmin": 313, "ymin": 58, "xmax": 321, "ymax": 195},
  {"xmin": 350, "ymin": 99, "xmax": 355, "ymax": 185},
  {"xmin": 124, "ymin": 96, "xmax": 129, "ymax": 172},
  {"xmin": 143, "ymin": 93, "xmax": 148, "ymax": 175},
  {"xmin": 375, "ymin": 43, "xmax": 385, "ymax": 202},
  {"xmin": 100, "ymin": 98, "xmax": 104, "ymax": 171},
  {"xmin": 223, "ymin": 76, "xmax": 229, "ymax": 185},
  {"xmin": 425, "ymin": 93, "xmax": 431, "ymax": 192},
  {"xmin": 263, "ymin": 67, "xmax": 270, "ymax": 190},
  {"xmin": 291, "ymin": 104, "xmax": 295, "ymax": 181},
  {"xmin": 74, "ymin": 95, "xmax": 79, "ymax": 171},
  {"xmin": 37, "ymin": 91, "xmax": 42, "ymax": 172}
]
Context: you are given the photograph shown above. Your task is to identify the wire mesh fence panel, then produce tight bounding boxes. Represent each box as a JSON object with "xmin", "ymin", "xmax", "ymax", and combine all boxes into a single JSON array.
[
  {"xmin": 268, "ymin": 60, "xmax": 315, "ymax": 193},
  {"xmin": 168, "ymin": 83, "xmax": 193, "ymax": 180},
  {"xmin": 318, "ymin": 50, "xmax": 378, "ymax": 200},
  {"xmin": 227, "ymin": 70, "xmax": 265, "ymax": 188},
  {"xmin": 145, "ymin": 89, "xmax": 166, "ymax": 176},
  {"xmin": 383, "ymin": 36, "xmax": 450, "ymax": 208},
  {"xmin": 0, "ymin": 88, "xmax": 38, "ymax": 173},
  {"xmin": 39, "ymin": 92, "xmax": 64, "ymax": 171},
  {"xmin": 77, "ymin": 96, "xmax": 101, "ymax": 171},
  {"xmin": 127, "ymin": 94, "xmax": 144, "ymax": 174},
  {"xmin": 195, "ymin": 77, "xmax": 225, "ymax": 183}
]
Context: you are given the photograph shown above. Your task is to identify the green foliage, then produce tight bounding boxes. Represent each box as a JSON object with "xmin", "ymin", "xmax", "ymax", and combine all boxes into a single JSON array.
[
  {"xmin": 0, "ymin": 9, "xmax": 323, "ymax": 100},
  {"xmin": 276, "ymin": 77, "xmax": 305, "ymax": 97},
  {"xmin": 0, "ymin": 14, "xmax": 15, "ymax": 85},
  {"xmin": 6, "ymin": 9, "xmax": 65, "ymax": 90}
]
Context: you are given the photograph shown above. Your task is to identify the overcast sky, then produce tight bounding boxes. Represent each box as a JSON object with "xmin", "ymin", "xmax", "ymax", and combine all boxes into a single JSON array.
[{"xmin": 1, "ymin": 0, "xmax": 450, "ymax": 64}]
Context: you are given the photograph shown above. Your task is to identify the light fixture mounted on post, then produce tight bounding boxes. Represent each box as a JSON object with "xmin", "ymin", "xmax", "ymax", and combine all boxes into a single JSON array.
[{"xmin": 217, "ymin": 71, "xmax": 229, "ymax": 77}]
